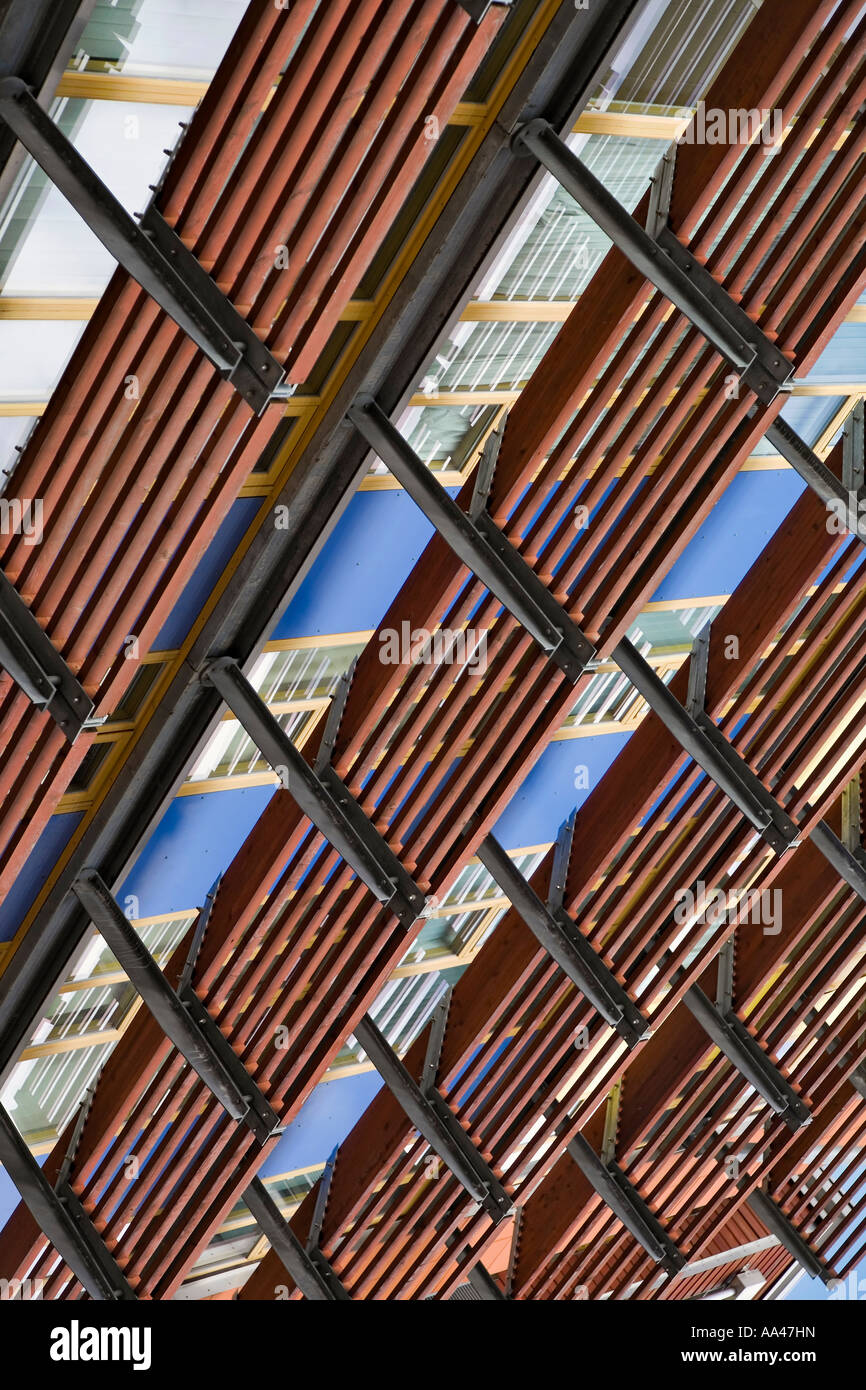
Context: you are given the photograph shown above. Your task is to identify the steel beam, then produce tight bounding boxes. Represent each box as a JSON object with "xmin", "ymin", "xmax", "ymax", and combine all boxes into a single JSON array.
[
  {"xmin": 512, "ymin": 119, "xmax": 793, "ymax": 405},
  {"xmin": 612, "ymin": 635, "xmax": 800, "ymax": 855},
  {"xmin": 348, "ymin": 396, "xmax": 596, "ymax": 682},
  {"xmin": 747, "ymin": 1189, "xmax": 830, "ymax": 1283},
  {"xmin": 244, "ymin": 1177, "xmax": 350, "ymax": 1301},
  {"xmin": 477, "ymin": 832, "xmax": 650, "ymax": 1046},
  {"xmin": 567, "ymin": 1133, "xmax": 686, "ymax": 1275},
  {"xmin": 0, "ymin": 0, "xmax": 97, "ymax": 210},
  {"xmin": 201, "ymin": 656, "xmax": 426, "ymax": 928},
  {"xmin": 0, "ymin": 77, "xmax": 284, "ymax": 412},
  {"xmin": 0, "ymin": 1102, "xmax": 135, "ymax": 1300},
  {"xmin": 353, "ymin": 1014, "xmax": 514, "ymax": 1223},
  {"xmin": 684, "ymin": 985, "xmax": 811, "ymax": 1129},
  {"xmin": 71, "ymin": 868, "xmax": 283, "ymax": 1145},
  {"xmin": 0, "ymin": 567, "xmax": 93, "ymax": 740},
  {"xmin": 808, "ymin": 820, "xmax": 866, "ymax": 907},
  {"xmin": 842, "ymin": 399, "xmax": 864, "ymax": 495},
  {"xmin": 765, "ymin": 416, "xmax": 855, "ymax": 517}
]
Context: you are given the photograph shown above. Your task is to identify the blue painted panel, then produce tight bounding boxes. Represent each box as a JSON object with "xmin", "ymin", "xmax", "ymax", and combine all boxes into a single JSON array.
[
  {"xmin": 119, "ymin": 785, "xmax": 275, "ymax": 918},
  {"xmin": 493, "ymin": 733, "xmax": 631, "ymax": 850},
  {"xmin": 651, "ymin": 469, "xmax": 806, "ymax": 602},
  {"xmin": 272, "ymin": 489, "xmax": 454, "ymax": 639},
  {"xmin": 153, "ymin": 496, "xmax": 264, "ymax": 650},
  {"xmin": 0, "ymin": 812, "xmax": 82, "ymax": 942},
  {"xmin": 260, "ymin": 1070, "xmax": 383, "ymax": 1177},
  {"xmin": 0, "ymin": 1151, "xmax": 47, "ymax": 1230}
]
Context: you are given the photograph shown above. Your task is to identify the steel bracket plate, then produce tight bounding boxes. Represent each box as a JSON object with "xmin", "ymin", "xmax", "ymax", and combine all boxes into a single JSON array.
[
  {"xmin": 354, "ymin": 1013, "xmax": 514, "ymax": 1223},
  {"xmin": 0, "ymin": 77, "xmax": 284, "ymax": 413},
  {"xmin": 568, "ymin": 1133, "xmax": 686, "ymax": 1275},
  {"xmin": 0, "ymin": 566, "xmax": 93, "ymax": 740},
  {"xmin": 685, "ymin": 985, "xmax": 811, "ymax": 1130},
  {"xmin": 202, "ymin": 656, "xmax": 426, "ymax": 928},
  {"xmin": 348, "ymin": 396, "xmax": 596, "ymax": 683}
]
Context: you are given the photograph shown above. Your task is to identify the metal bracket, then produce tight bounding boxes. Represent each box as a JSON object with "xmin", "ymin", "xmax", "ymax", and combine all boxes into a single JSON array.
[
  {"xmin": 684, "ymin": 985, "xmax": 811, "ymax": 1129},
  {"xmin": 307, "ymin": 1145, "xmax": 338, "ymax": 1255},
  {"xmin": 55, "ymin": 1075, "xmax": 98, "ymax": 1194},
  {"xmin": 841, "ymin": 774, "xmax": 861, "ymax": 856},
  {"xmin": 601, "ymin": 1079, "xmax": 623, "ymax": 1166},
  {"xmin": 72, "ymin": 868, "xmax": 284, "ymax": 1145},
  {"xmin": 348, "ymin": 397, "xmax": 596, "ymax": 683},
  {"xmin": 477, "ymin": 832, "xmax": 651, "ymax": 1046},
  {"xmin": 505, "ymin": 1205, "xmax": 523, "ymax": 1298},
  {"xmin": 0, "ymin": 1102, "xmax": 136, "ymax": 1300},
  {"xmin": 512, "ymin": 119, "xmax": 794, "ymax": 406},
  {"xmin": 422, "ymin": 987, "xmax": 452, "ymax": 1093},
  {"xmin": 685, "ymin": 623, "xmax": 710, "ymax": 722},
  {"xmin": 547, "ymin": 811, "xmax": 575, "ymax": 911},
  {"xmin": 353, "ymin": 1012, "xmax": 514, "ymax": 1223},
  {"xmin": 469, "ymin": 422, "xmax": 504, "ymax": 521},
  {"xmin": 178, "ymin": 874, "xmax": 221, "ymax": 997},
  {"xmin": 0, "ymin": 566, "xmax": 94, "ymax": 740},
  {"xmin": 842, "ymin": 398, "xmax": 865, "ymax": 496},
  {"xmin": 612, "ymin": 635, "xmax": 800, "ymax": 856},
  {"xmin": 568, "ymin": 1133, "xmax": 686, "ymax": 1275},
  {"xmin": 0, "ymin": 77, "xmax": 285, "ymax": 413},
  {"xmin": 201, "ymin": 656, "xmax": 426, "ymax": 928},
  {"xmin": 747, "ymin": 1189, "xmax": 831, "ymax": 1284},
  {"xmin": 244, "ymin": 1177, "xmax": 350, "ymax": 1301},
  {"xmin": 314, "ymin": 658, "xmax": 356, "ymax": 776},
  {"xmin": 645, "ymin": 141, "xmax": 677, "ymax": 239},
  {"xmin": 715, "ymin": 936, "xmax": 735, "ymax": 1014}
]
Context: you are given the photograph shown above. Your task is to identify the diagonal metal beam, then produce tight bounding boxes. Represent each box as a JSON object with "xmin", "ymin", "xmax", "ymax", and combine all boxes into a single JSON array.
[
  {"xmin": 201, "ymin": 656, "xmax": 426, "ymax": 927},
  {"xmin": 72, "ymin": 868, "xmax": 283, "ymax": 1145},
  {"xmin": 477, "ymin": 831, "xmax": 650, "ymax": 1046},
  {"xmin": 348, "ymin": 395, "xmax": 595, "ymax": 681},
  {"xmin": 512, "ymin": 118, "xmax": 794, "ymax": 405},
  {"xmin": 0, "ymin": 566, "xmax": 94, "ymax": 740},
  {"xmin": 244, "ymin": 1177, "xmax": 350, "ymax": 1301},
  {"xmin": 0, "ymin": 1102, "xmax": 135, "ymax": 1300},
  {"xmin": 354, "ymin": 1013, "xmax": 514, "ymax": 1223},
  {"xmin": 0, "ymin": 77, "xmax": 284, "ymax": 412}
]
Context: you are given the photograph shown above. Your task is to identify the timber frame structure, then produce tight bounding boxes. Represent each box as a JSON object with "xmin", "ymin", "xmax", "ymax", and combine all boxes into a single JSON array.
[{"xmin": 0, "ymin": 0, "xmax": 864, "ymax": 1303}]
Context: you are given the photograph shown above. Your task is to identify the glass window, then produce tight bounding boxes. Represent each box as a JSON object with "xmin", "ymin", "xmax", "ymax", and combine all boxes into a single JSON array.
[
  {"xmin": 77, "ymin": 0, "xmax": 249, "ymax": 82},
  {"xmin": 0, "ymin": 99, "xmax": 195, "ymax": 296}
]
